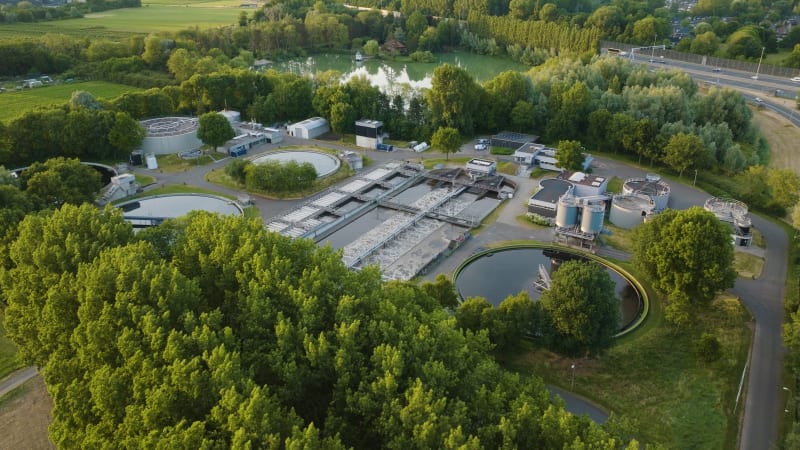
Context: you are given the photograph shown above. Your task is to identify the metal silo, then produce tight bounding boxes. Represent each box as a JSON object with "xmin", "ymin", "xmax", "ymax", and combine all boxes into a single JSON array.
[
  {"xmin": 580, "ymin": 203, "xmax": 605, "ymax": 234},
  {"xmin": 555, "ymin": 195, "xmax": 579, "ymax": 228}
]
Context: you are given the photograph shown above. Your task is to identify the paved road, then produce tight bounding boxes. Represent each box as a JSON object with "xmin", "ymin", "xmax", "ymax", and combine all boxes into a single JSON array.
[
  {"xmin": 0, "ymin": 367, "xmax": 37, "ymax": 399},
  {"xmin": 136, "ymin": 136, "xmax": 788, "ymax": 448}
]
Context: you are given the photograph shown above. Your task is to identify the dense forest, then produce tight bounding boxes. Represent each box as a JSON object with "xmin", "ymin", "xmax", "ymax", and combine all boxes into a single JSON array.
[{"xmin": 0, "ymin": 205, "xmax": 644, "ymax": 448}]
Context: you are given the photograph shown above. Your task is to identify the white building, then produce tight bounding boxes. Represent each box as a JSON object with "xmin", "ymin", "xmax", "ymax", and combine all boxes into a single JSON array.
[
  {"xmin": 289, "ymin": 117, "xmax": 330, "ymax": 139},
  {"xmin": 355, "ymin": 119, "xmax": 384, "ymax": 149},
  {"xmin": 558, "ymin": 171, "xmax": 608, "ymax": 197},
  {"xmin": 465, "ymin": 158, "xmax": 497, "ymax": 178},
  {"xmin": 514, "ymin": 143, "xmax": 593, "ymax": 172}
]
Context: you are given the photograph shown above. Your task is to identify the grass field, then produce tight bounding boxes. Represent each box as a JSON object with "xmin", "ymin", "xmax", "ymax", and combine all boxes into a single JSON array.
[
  {"xmin": 0, "ymin": 1, "xmax": 243, "ymax": 40},
  {"xmin": 507, "ymin": 290, "xmax": 751, "ymax": 449},
  {"xmin": 0, "ymin": 81, "xmax": 142, "ymax": 122}
]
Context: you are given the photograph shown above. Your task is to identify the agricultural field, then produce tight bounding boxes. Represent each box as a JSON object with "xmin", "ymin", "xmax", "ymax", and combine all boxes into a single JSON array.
[
  {"xmin": 0, "ymin": 1, "xmax": 245, "ymax": 40},
  {"xmin": 0, "ymin": 81, "xmax": 142, "ymax": 123}
]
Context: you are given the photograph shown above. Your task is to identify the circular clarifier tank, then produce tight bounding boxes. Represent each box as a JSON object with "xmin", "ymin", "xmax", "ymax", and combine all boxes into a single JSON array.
[
  {"xmin": 454, "ymin": 246, "xmax": 647, "ymax": 334},
  {"xmin": 118, "ymin": 194, "xmax": 243, "ymax": 219},
  {"xmin": 251, "ymin": 150, "xmax": 340, "ymax": 178}
]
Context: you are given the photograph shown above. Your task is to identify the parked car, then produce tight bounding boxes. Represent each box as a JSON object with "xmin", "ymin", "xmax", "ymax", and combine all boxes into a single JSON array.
[
  {"xmin": 712, "ymin": 67, "xmax": 722, "ymax": 73},
  {"xmin": 474, "ymin": 143, "xmax": 488, "ymax": 151},
  {"xmin": 791, "ymin": 77, "xmax": 800, "ymax": 82}
]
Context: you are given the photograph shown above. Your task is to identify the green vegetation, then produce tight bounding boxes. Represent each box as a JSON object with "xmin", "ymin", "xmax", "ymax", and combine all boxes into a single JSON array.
[
  {"xmin": 0, "ymin": 82, "xmax": 142, "ymax": 123},
  {"xmin": 508, "ymin": 293, "xmax": 750, "ymax": 449},
  {"xmin": 154, "ymin": 153, "xmax": 219, "ymax": 173},
  {"xmin": 0, "ymin": 4, "xmax": 240, "ymax": 39},
  {"xmin": 490, "ymin": 146, "xmax": 515, "ymax": 155},
  {"xmin": 606, "ymin": 176, "xmax": 624, "ymax": 194},
  {"xmin": 600, "ymin": 224, "xmax": 635, "ymax": 252},
  {"xmin": 496, "ymin": 160, "xmax": 517, "ymax": 175},
  {"xmin": 734, "ymin": 252, "xmax": 765, "ymax": 279},
  {"xmin": 0, "ymin": 206, "xmax": 633, "ymax": 448},
  {"xmin": 0, "ymin": 311, "xmax": 21, "ymax": 379}
]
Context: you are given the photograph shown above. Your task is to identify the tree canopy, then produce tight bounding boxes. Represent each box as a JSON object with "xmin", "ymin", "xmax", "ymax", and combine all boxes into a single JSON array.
[
  {"xmin": 539, "ymin": 260, "xmax": 620, "ymax": 356},
  {"xmin": 197, "ymin": 112, "xmax": 236, "ymax": 152},
  {"xmin": 632, "ymin": 207, "xmax": 737, "ymax": 324},
  {"xmin": 430, "ymin": 126, "xmax": 462, "ymax": 160},
  {"xmin": 1, "ymin": 208, "xmax": 635, "ymax": 449}
]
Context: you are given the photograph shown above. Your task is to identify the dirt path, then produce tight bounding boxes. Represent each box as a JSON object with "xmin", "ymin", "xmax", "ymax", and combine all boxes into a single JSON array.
[{"xmin": 0, "ymin": 376, "xmax": 54, "ymax": 450}]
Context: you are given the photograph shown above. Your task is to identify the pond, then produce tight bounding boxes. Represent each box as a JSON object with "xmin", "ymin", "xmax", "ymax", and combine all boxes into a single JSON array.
[
  {"xmin": 454, "ymin": 247, "xmax": 643, "ymax": 332},
  {"xmin": 273, "ymin": 51, "xmax": 530, "ymax": 95}
]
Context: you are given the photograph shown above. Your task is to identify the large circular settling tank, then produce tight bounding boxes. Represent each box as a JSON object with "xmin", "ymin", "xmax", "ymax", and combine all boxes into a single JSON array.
[
  {"xmin": 252, "ymin": 150, "xmax": 340, "ymax": 178},
  {"xmin": 118, "ymin": 194, "xmax": 243, "ymax": 219},
  {"xmin": 455, "ymin": 247, "xmax": 644, "ymax": 332}
]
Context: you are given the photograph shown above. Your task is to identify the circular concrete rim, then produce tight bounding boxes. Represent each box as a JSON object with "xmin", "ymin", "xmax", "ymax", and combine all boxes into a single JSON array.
[
  {"xmin": 452, "ymin": 243, "xmax": 649, "ymax": 338},
  {"xmin": 116, "ymin": 193, "xmax": 245, "ymax": 218},
  {"xmin": 251, "ymin": 149, "xmax": 341, "ymax": 178}
]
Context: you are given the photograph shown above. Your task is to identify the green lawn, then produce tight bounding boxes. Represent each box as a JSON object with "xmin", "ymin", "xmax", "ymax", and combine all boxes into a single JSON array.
[
  {"xmin": 0, "ymin": 81, "xmax": 142, "ymax": 122},
  {"xmin": 0, "ymin": 311, "xmax": 21, "ymax": 379},
  {"xmin": 0, "ymin": 3, "xmax": 242, "ymax": 39},
  {"xmin": 506, "ymin": 289, "xmax": 751, "ymax": 449}
]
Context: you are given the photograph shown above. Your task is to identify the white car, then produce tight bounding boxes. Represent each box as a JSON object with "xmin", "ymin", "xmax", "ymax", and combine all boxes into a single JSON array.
[
  {"xmin": 474, "ymin": 143, "xmax": 488, "ymax": 151},
  {"xmin": 792, "ymin": 77, "xmax": 800, "ymax": 82}
]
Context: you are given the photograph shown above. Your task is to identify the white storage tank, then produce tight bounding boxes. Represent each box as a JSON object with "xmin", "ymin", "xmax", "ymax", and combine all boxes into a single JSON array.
[
  {"xmin": 140, "ymin": 117, "xmax": 202, "ymax": 155},
  {"xmin": 610, "ymin": 194, "xmax": 655, "ymax": 229},
  {"xmin": 622, "ymin": 173, "xmax": 670, "ymax": 210},
  {"xmin": 580, "ymin": 203, "xmax": 605, "ymax": 234},
  {"xmin": 555, "ymin": 195, "xmax": 579, "ymax": 228}
]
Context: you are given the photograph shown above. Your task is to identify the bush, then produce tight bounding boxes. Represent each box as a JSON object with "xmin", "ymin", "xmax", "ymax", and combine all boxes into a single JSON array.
[
  {"xmin": 490, "ymin": 146, "xmax": 514, "ymax": 155},
  {"xmin": 225, "ymin": 158, "xmax": 250, "ymax": 185},
  {"xmin": 410, "ymin": 50, "xmax": 436, "ymax": 62},
  {"xmin": 694, "ymin": 333, "xmax": 722, "ymax": 362}
]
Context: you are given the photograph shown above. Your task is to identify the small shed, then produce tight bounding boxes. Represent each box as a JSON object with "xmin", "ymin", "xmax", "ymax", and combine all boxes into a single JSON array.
[
  {"xmin": 381, "ymin": 39, "xmax": 408, "ymax": 55},
  {"xmin": 465, "ymin": 158, "xmax": 496, "ymax": 178},
  {"xmin": 290, "ymin": 117, "xmax": 330, "ymax": 139}
]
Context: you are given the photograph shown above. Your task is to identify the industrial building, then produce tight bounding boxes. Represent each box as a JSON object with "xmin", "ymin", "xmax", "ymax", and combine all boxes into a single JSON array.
[
  {"xmin": 465, "ymin": 158, "xmax": 497, "ymax": 179},
  {"xmin": 704, "ymin": 197, "xmax": 753, "ymax": 247},
  {"xmin": 513, "ymin": 143, "xmax": 593, "ymax": 172},
  {"xmin": 139, "ymin": 117, "xmax": 203, "ymax": 155},
  {"xmin": 289, "ymin": 117, "xmax": 330, "ymax": 139},
  {"xmin": 557, "ymin": 171, "xmax": 607, "ymax": 196},
  {"xmin": 527, "ymin": 178, "xmax": 574, "ymax": 219},
  {"xmin": 490, "ymin": 131, "xmax": 538, "ymax": 149},
  {"xmin": 221, "ymin": 133, "xmax": 270, "ymax": 157},
  {"xmin": 355, "ymin": 119, "xmax": 384, "ymax": 149}
]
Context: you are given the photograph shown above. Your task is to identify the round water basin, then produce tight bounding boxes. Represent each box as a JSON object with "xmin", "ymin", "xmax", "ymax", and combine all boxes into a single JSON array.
[
  {"xmin": 117, "ymin": 194, "xmax": 243, "ymax": 220},
  {"xmin": 251, "ymin": 150, "xmax": 340, "ymax": 178},
  {"xmin": 454, "ymin": 246, "xmax": 645, "ymax": 333}
]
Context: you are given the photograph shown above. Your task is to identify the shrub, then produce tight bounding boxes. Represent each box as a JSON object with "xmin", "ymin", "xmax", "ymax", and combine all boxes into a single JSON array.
[
  {"xmin": 410, "ymin": 50, "xmax": 436, "ymax": 62},
  {"xmin": 225, "ymin": 158, "xmax": 250, "ymax": 184},
  {"xmin": 694, "ymin": 333, "xmax": 722, "ymax": 362}
]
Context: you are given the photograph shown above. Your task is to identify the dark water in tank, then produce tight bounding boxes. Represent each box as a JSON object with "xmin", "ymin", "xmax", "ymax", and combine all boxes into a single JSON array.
[{"xmin": 455, "ymin": 248, "xmax": 642, "ymax": 331}]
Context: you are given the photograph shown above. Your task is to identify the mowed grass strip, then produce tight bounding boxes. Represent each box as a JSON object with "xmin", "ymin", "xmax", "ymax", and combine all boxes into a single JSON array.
[
  {"xmin": 506, "ymin": 289, "xmax": 751, "ymax": 449},
  {"xmin": 0, "ymin": 81, "xmax": 142, "ymax": 123},
  {"xmin": 0, "ymin": 310, "xmax": 21, "ymax": 379}
]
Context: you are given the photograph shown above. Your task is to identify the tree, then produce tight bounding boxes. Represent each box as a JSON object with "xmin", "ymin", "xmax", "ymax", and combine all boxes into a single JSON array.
[
  {"xmin": 555, "ymin": 140, "xmax": 585, "ymax": 172},
  {"xmin": 539, "ymin": 260, "xmax": 620, "ymax": 356},
  {"xmin": 197, "ymin": 112, "xmax": 235, "ymax": 153},
  {"xmin": 19, "ymin": 157, "xmax": 103, "ymax": 208},
  {"xmin": 431, "ymin": 127, "xmax": 461, "ymax": 160},
  {"xmin": 767, "ymin": 168, "xmax": 800, "ymax": 210},
  {"xmin": 662, "ymin": 132, "xmax": 707, "ymax": 177},
  {"xmin": 420, "ymin": 274, "xmax": 459, "ymax": 309},
  {"xmin": 426, "ymin": 64, "xmax": 480, "ymax": 134},
  {"xmin": 108, "ymin": 112, "xmax": 146, "ymax": 156},
  {"xmin": 363, "ymin": 39, "xmax": 379, "ymax": 56},
  {"xmin": 69, "ymin": 90, "xmax": 101, "ymax": 110},
  {"xmin": 632, "ymin": 207, "xmax": 737, "ymax": 321}
]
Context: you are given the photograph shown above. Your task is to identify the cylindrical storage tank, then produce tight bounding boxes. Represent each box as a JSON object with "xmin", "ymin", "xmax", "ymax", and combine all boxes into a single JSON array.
[
  {"xmin": 610, "ymin": 194, "xmax": 655, "ymax": 230},
  {"xmin": 140, "ymin": 117, "xmax": 203, "ymax": 155},
  {"xmin": 555, "ymin": 196, "xmax": 579, "ymax": 228},
  {"xmin": 580, "ymin": 203, "xmax": 605, "ymax": 234},
  {"xmin": 622, "ymin": 176, "xmax": 671, "ymax": 210}
]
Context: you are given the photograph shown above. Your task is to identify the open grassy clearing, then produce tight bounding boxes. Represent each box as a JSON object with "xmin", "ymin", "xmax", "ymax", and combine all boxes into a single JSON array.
[
  {"xmin": 0, "ymin": 4, "xmax": 240, "ymax": 40},
  {"xmin": 506, "ymin": 290, "xmax": 751, "ymax": 449},
  {"xmin": 0, "ymin": 377, "xmax": 54, "ymax": 450},
  {"xmin": 0, "ymin": 81, "xmax": 141, "ymax": 123},
  {"xmin": 753, "ymin": 107, "xmax": 800, "ymax": 174}
]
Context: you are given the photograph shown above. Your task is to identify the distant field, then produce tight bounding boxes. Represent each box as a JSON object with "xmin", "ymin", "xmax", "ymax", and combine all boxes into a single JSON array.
[
  {"xmin": 0, "ymin": 81, "xmax": 142, "ymax": 123},
  {"xmin": 0, "ymin": 2, "xmax": 244, "ymax": 39}
]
